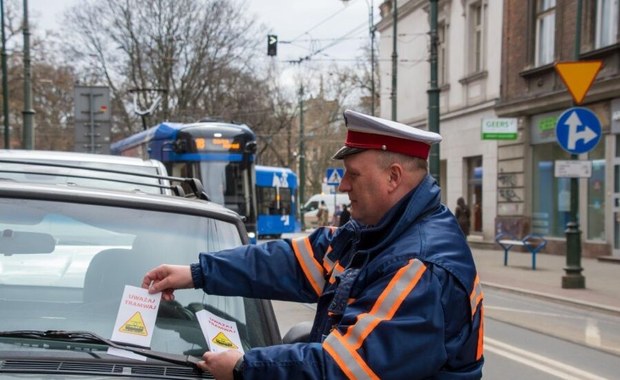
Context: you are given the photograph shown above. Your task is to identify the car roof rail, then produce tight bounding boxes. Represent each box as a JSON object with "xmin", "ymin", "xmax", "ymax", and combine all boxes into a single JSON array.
[{"xmin": 0, "ymin": 158, "xmax": 211, "ymax": 201}]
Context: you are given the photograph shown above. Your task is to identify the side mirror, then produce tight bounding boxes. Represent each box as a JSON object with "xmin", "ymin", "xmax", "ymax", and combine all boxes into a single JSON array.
[{"xmin": 282, "ymin": 321, "xmax": 312, "ymax": 344}]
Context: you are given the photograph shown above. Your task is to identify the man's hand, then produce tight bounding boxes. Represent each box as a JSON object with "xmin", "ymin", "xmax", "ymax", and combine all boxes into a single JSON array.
[
  {"xmin": 141, "ymin": 264, "xmax": 193, "ymax": 301},
  {"xmin": 198, "ymin": 350, "xmax": 243, "ymax": 380}
]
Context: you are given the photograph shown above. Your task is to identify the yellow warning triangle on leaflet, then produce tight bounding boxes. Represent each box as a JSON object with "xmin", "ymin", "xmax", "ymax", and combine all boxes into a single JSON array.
[
  {"xmin": 212, "ymin": 332, "xmax": 238, "ymax": 350},
  {"xmin": 555, "ymin": 61, "xmax": 603, "ymax": 105},
  {"xmin": 119, "ymin": 312, "xmax": 148, "ymax": 336}
]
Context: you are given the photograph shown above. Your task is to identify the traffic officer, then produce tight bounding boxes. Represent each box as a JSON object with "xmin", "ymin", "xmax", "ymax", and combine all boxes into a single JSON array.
[{"xmin": 142, "ymin": 109, "xmax": 484, "ymax": 379}]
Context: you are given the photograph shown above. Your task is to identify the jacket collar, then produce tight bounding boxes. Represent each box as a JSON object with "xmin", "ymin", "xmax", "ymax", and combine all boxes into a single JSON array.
[{"xmin": 354, "ymin": 174, "xmax": 440, "ymax": 251}]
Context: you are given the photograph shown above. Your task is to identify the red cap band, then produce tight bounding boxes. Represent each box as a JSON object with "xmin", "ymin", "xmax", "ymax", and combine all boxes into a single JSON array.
[{"xmin": 345, "ymin": 130, "xmax": 431, "ymax": 159}]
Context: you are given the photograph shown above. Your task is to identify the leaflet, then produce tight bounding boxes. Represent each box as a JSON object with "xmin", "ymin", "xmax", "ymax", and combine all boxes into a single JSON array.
[
  {"xmin": 196, "ymin": 309, "xmax": 244, "ymax": 354},
  {"xmin": 108, "ymin": 285, "xmax": 161, "ymax": 360}
]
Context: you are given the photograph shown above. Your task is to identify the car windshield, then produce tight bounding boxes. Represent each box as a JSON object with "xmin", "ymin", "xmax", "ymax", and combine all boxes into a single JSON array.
[
  {"xmin": 0, "ymin": 197, "xmax": 271, "ymax": 358},
  {"xmin": 0, "ymin": 161, "xmax": 166, "ymax": 194}
]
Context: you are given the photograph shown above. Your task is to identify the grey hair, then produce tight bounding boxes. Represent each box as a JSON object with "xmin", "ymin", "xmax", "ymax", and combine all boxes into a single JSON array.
[{"xmin": 377, "ymin": 151, "xmax": 428, "ymax": 172}]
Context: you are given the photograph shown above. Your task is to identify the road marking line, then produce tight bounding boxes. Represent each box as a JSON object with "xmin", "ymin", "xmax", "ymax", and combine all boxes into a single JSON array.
[
  {"xmin": 485, "ymin": 337, "xmax": 608, "ymax": 380},
  {"xmin": 485, "ymin": 305, "xmax": 582, "ymax": 319}
]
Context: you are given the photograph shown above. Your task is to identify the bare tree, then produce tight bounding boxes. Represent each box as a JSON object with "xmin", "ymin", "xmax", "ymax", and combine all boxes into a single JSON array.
[
  {"xmin": 59, "ymin": 0, "xmax": 272, "ymax": 136},
  {"xmin": 0, "ymin": 0, "xmax": 76, "ymax": 149}
]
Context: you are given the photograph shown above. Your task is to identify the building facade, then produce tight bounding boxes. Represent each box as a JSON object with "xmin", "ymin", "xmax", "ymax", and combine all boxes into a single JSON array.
[
  {"xmin": 497, "ymin": 0, "xmax": 619, "ymax": 258},
  {"xmin": 376, "ymin": 0, "xmax": 619, "ymax": 259},
  {"xmin": 376, "ymin": 0, "xmax": 503, "ymax": 242}
]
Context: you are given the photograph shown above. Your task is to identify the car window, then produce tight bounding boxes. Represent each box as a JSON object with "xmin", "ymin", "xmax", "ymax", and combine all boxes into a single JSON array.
[
  {"xmin": 0, "ymin": 197, "xmax": 273, "ymax": 356},
  {"xmin": 305, "ymin": 201, "xmax": 318, "ymax": 211}
]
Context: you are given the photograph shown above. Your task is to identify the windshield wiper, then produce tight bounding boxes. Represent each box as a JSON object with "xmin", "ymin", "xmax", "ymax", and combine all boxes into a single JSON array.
[{"xmin": 0, "ymin": 330, "xmax": 202, "ymax": 368}]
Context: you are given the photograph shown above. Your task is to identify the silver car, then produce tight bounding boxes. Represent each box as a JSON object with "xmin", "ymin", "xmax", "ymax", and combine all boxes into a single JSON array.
[{"xmin": 0, "ymin": 180, "xmax": 280, "ymax": 379}]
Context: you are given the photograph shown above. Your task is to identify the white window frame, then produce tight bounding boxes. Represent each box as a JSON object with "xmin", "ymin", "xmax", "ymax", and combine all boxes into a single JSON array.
[
  {"xmin": 467, "ymin": 1, "xmax": 486, "ymax": 74},
  {"xmin": 535, "ymin": 0, "xmax": 556, "ymax": 66},
  {"xmin": 438, "ymin": 20, "xmax": 448, "ymax": 85},
  {"xmin": 595, "ymin": 0, "xmax": 619, "ymax": 48}
]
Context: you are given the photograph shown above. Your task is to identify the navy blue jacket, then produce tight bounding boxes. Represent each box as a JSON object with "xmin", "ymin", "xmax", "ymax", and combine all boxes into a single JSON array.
[{"xmin": 191, "ymin": 175, "xmax": 484, "ymax": 379}]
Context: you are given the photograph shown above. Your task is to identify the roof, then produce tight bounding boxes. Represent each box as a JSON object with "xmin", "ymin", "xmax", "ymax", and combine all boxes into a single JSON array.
[
  {"xmin": 0, "ymin": 180, "xmax": 241, "ymax": 222},
  {"xmin": 0, "ymin": 149, "xmax": 166, "ymax": 170}
]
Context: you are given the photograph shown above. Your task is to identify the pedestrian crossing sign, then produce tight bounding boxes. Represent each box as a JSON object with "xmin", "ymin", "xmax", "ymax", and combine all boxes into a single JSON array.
[{"xmin": 326, "ymin": 168, "xmax": 344, "ymax": 185}]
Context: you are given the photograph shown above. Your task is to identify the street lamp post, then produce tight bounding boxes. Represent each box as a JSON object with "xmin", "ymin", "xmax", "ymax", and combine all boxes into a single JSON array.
[{"xmin": 562, "ymin": 0, "xmax": 585, "ymax": 289}]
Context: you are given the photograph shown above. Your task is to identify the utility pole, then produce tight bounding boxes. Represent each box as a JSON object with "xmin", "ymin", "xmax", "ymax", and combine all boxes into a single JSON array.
[
  {"xmin": 428, "ymin": 0, "xmax": 440, "ymax": 184},
  {"xmin": 339, "ymin": 0, "xmax": 376, "ymax": 116},
  {"xmin": 391, "ymin": 0, "xmax": 398, "ymax": 121},
  {"xmin": 298, "ymin": 84, "xmax": 306, "ymax": 231},
  {"xmin": 21, "ymin": 0, "xmax": 34, "ymax": 149},
  {"xmin": 369, "ymin": 1, "xmax": 376, "ymax": 116},
  {"xmin": 1, "ymin": 0, "xmax": 9, "ymax": 149}
]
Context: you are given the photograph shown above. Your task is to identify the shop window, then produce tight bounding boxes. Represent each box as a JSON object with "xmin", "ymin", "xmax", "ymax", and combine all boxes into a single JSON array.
[
  {"xmin": 467, "ymin": 156, "xmax": 483, "ymax": 233},
  {"xmin": 532, "ymin": 142, "xmax": 571, "ymax": 237}
]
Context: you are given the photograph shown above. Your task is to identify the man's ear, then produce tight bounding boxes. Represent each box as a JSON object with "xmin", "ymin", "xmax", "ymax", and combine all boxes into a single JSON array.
[{"xmin": 387, "ymin": 163, "xmax": 403, "ymax": 190}]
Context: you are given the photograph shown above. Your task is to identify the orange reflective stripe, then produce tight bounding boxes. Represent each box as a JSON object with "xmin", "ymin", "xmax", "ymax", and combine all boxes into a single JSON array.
[
  {"xmin": 477, "ymin": 305, "xmax": 484, "ymax": 360},
  {"xmin": 328, "ymin": 262, "xmax": 345, "ymax": 284},
  {"xmin": 323, "ymin": 247, "xmax": 335, "ymax": 273},
  {"xmin": 344, "ymin": 259, "xmax": 426, "ymax": 349},
  {"xmin": 324, "ymin": 331, "xmax": 380, "ymax": 380},
  {"xmin": 469, "ymin": 274, "xmax": 483, "ymax": 318},
  {"xmin": 292, "ymin": 237, "xmax": 326, "ymax": 296},
  {"xmin": 469, "ymin": 274, "xmax": 484, "ymax": 360},
  {"xmin": 323, "ymin": 259, "xmax": 426, "ymax": 377}
]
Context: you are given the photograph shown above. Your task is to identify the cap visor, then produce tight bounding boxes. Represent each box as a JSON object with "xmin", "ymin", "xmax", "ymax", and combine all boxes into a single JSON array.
[{"xmin": 332, "ymin": 146, "xmax": 365, "ymax": 160}]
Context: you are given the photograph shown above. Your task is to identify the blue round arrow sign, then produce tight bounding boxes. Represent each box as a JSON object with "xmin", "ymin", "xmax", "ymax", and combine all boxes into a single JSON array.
[{"xmin": 555, "ymin": 107, "xmax": 602, "ymax": 155}]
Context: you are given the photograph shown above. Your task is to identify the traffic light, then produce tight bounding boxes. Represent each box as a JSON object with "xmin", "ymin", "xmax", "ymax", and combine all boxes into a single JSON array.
[{"xmin": 267, "ymin": 34, "xmax": 278, "ymax": 56}]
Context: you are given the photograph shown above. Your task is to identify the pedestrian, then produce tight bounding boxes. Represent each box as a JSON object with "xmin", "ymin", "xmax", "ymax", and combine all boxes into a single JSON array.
[
  {"xmin": 332, "ymin": 204, "xmax": 342, "ymax": 226},
  {"xmin": 142, "ymin": 109, "xmax": 484, "ymax": 379},
  {"xmin": 338, "ymin": 203, "xmax": 350, "ymax": 226},
  {"xmin": 317, "ymin": 200, "xmax": 329, "ymax": 226},
  {"xmin": 455, "ymin": 197, "xmax": 471, "ymax": 236}
]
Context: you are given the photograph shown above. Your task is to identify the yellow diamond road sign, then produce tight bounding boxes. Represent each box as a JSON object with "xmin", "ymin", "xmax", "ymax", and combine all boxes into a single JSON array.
[{"xmin": 555, "ymin": 61, "xmax": 603, "ymax": 105}]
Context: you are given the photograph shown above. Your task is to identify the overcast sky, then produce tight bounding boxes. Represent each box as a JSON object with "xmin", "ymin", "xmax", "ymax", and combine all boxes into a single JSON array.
[
  {"xmin": 26, "ymin": 0, "xmax": 379, "ymax": 95},
  {"xmin": 28, "ymin": 0, "xmax": 377, "ymax": 64}
]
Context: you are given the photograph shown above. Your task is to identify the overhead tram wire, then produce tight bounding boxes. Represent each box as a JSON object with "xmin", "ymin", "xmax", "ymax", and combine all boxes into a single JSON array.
[
  {"xmin": 288, "ymin": 2, "xmax": 354, "ymax": 44},
  {"xmin": 285, "ymin": 21, "xmax": 368, "ymax": 64}
]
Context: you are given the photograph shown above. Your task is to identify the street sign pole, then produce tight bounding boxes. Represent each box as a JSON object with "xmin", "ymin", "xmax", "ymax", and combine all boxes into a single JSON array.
[
  {"xmin": 564, "ymin": 0, "xmax": 583, "ymax": 289},
  {"xmin": 555, "ymin": 106, "xmax": 601, "ymax": 289},
  {"xmin": 564, "ymin": 151, "xmax": 584, "ymax": 289}
]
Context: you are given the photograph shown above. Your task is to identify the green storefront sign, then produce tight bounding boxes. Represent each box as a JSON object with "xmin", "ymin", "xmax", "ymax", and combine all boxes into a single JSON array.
[{"xmin": 481, "ymin": 118, "xmax": 518, "ymax": 140}]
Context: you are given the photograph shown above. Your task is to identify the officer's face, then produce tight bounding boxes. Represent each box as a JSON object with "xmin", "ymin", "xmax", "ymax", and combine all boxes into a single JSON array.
[{"xmin": 339, "ymin": 150, "xmax": 392, "ymax": 226}]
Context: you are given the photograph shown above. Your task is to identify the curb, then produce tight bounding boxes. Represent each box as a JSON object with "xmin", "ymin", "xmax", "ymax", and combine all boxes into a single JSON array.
[{"xmin": 481, "ymin": 281, "xmax": 620, "ymax": 316}]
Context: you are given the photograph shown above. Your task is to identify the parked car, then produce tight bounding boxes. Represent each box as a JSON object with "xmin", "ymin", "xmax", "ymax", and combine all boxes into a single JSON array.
[
  {"xmin": 301, "ymin": 193, "xmax": 350, "ymax": 228},
  {"xmin": 0, "ymin": 149, "xmax": 171, "ymax": 194},
  {"xmin": 0, "ymin": 179, "xmax": 280, "ymax": 378}
]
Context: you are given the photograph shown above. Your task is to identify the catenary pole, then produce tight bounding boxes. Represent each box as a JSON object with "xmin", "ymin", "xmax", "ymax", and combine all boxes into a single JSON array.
[
  {"xmin": 1, "ymin": 0, "xmax": 9, "ymax": 149},
  {"xmin": 428, "ymin": 0, "xmax": 440, "ymax": 184},
  {"xmin": 22, "ymin": 0, "xmax": 34, "ymax": 149}
]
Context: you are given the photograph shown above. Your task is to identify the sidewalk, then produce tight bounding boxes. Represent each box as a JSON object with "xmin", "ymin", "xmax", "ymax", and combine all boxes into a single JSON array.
[{"xmin": 472, "ymin": 247, "xmax": 620, "ymax": 315}]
